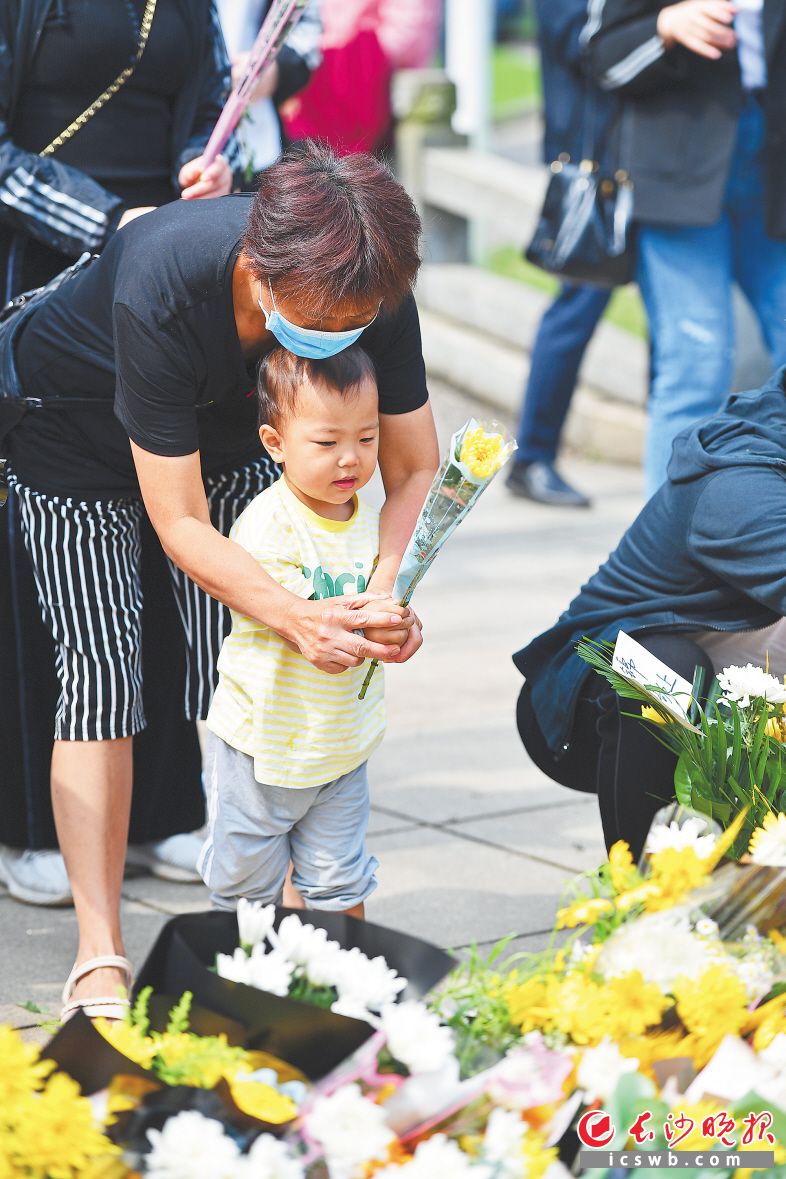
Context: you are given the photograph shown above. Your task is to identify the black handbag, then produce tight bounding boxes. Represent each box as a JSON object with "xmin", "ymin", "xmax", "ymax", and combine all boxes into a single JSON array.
[
  {"xmin": 0, "ymin": 251, "xmax": 102, "ymax": 508},
  {"xmin": 525, "ymin": 101, "xmax": 635, "ymax": 289}
]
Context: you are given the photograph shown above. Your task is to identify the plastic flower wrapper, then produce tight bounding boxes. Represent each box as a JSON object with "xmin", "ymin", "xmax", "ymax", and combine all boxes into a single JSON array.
[
  {"xmin": 358, "ymin": 418, "xmax": 516, "ymax": 698},
  {"xmin": 133, "ymin": 908, "xmax": 453, "ymax": 1080},
  {"xmin": 200, "ymin": 0, "xmax": 308, "ymax": 167}
]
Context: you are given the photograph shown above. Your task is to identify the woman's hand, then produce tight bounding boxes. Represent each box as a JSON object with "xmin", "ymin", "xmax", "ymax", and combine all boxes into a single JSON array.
[
  {"xmin": 179, "ymin": 154, "xmax": 233, "ymax": 200},
  {"xmin": 656, "ymin": 1, "xmax": 736, "ymax": 58},
  {"xmin": 286, "ymin": 594, "xmax": 412, "ymax": 675},
  {"xmin": 231, "ymin": 53, "xmax": 280, "ymax": 103},
  {"xmin": 117, "ymin": 206, "xmax": 156, "ymax": 229}
]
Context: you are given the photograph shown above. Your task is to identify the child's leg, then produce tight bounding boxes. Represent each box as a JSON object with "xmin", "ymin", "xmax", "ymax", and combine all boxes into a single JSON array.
[
  {"xmin": 200, "ymin": 733, "xmax": 315, "ymax": 908},
  {"xmin": 289, "ymin": 761, "xmax": 377, "ymax": 916},
  {"xmin": 283, "ymin": 863, "xmax": 304, "ymax": 910}
]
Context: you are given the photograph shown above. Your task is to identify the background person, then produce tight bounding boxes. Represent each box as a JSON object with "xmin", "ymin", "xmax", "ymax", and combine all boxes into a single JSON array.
[
  {"xmin": 586, "ymin": 0, "xmax": 786, "ymax": 496},
  {"xmin": 0, "ymin": 0, "xmax": 237, "ymax": 906},
  {"xmin": 280, "ymin": 0, "xmax": 441, "ymax": 156},
  {"xmin": 3, "ymin": 144, "xmax": 437, "ymax": 1017},
  {"xmin": 506, "ymin": 0, "xmax": 617, "ymax": 509},
  {"xmin": 513, "ymin": 368, "xmax": 786, "ymax": 860},
  {"xmin": 217, "ymin": 0, "xmax": 322, "ymax": 176}
]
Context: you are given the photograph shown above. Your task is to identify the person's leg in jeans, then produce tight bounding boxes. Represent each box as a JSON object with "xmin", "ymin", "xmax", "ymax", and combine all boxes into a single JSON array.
[
  {"xmin": 637, "ymin": 219, "xmax": 735, "ymax": 498},
  {"xmin": 507, "ymin": 283, "xmax": 610, "ymax": 506},
  {"xmin": 730, "ymin": 99, "xmax": 786, "ymax": 369}
]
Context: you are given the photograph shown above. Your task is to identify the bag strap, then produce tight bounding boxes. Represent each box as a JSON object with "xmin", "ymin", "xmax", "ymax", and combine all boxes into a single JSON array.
[{"xmin": 40, "ymin": 0, "xmax": 158, "ymax": 157}]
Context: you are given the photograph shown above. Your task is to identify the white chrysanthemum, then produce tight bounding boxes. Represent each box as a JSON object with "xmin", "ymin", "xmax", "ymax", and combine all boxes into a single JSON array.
[
  {"xmin": 236, "ymin": 899, "xmax": 276, "ymax": 950},
  {"xmin": 734, "ymin": 953, "xmax": 775, "ymax": 1004},
  {"xmin": 145, "ymin": 1111, "xmax": 241, "ymax": 1179},
  {"xmin": 245, "ymin": 945, "xmax": 295, "ymax": 997},
  {"xmin": 271, "ymin": 915, "xmax": 339, "ymax": 972},
  {"xmin": 306, "ymin": 1084, "xmax": 395, "ymax": 1172},
  {"xmin": 645, "ymin": 817, "xmax": 717, "ymax": 859},
  {"xmin": 748, "ymin": 812, "xmax": 786, "ymax": 866},
  {"xmin": 577, "ymin": 1039, "xmax": 640, "ymax": 1101},
  {"xmin": 597, "ymin": 910, "xmax": 716, "ymax": 989},
  {"xmin": 330, "ymin": 948, "xmax": 407, "ymax": 1019},
  {"xmin": 380, "ymin": 1002, "xmax": 455, "ymax": 1075},
  {"xmin": 216, "ymin": 946, "xmax": 253, "ymax": 985},
  {"xmin": 717, "ymin": 664, "xmax": 786, "ymax": 707},
  {"xmin": 237, "ymin": 1134, "xmax": 305, "ymax": 1179},
  {"xmin": 375, "ymin": 1135, "xmax": 488, "ymax": 1178},
  {"xmin": 481, "ymin": 1108, "xmax": 526, "ymax": 1177}
]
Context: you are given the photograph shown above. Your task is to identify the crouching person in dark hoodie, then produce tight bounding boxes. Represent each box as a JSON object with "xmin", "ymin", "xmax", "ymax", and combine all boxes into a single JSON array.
[{"xmin": 514, "ymin": 369, "xmax": 786, "ymax": 859}]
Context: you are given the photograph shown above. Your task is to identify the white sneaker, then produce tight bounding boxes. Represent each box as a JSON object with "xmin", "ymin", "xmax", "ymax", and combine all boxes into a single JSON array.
[
  {"xmin": 125, "ymin": 832, "xmax": 205, "ymax": 883},
  {"xmin": 0, "ymin": 846, "xmax": 73, "ymax": 907}
]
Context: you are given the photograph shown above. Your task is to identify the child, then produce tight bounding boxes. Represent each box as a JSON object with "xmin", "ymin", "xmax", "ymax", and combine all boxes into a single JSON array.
[{"xmin": 200, "ymin": 344, "xmax": 402, "ymax": 917}]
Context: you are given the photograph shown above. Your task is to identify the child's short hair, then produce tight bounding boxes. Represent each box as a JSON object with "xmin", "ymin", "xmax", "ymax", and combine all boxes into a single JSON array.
[{"xmin": 258, "ymin": 345, "xmax": 378, "ymax": 428}]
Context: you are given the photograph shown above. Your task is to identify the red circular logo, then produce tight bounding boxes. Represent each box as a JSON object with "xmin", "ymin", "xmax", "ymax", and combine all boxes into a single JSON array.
[{"xmin": 577, "ymin": 1110, "xmax": 616, "ymax": 1148}]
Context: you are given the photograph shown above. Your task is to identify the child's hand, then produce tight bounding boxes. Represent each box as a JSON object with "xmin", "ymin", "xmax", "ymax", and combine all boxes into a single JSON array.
[{"xmin": 362, "ymin": 600, "xmax": 411, "ymax": 649}]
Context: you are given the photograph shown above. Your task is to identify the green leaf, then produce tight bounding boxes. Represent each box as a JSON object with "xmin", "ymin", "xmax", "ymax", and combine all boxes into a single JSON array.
[{"xmin": 674, "ymin": 754, "xmax": 696, "ymax": 807}]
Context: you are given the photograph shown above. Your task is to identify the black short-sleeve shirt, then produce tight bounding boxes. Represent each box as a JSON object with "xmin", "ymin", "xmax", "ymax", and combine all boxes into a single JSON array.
[{"xmin": 10, "ymin": 195, "xmax": 428, "ymax": 499}]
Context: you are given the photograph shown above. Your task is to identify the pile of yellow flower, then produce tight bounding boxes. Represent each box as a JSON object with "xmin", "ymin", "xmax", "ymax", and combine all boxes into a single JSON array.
[
  {"xmin": 97, "ymin": 989, "xmax": 300, "ymax": 1124},
  {"xmin": 500, "ymin": 816, "xmax": 786, "ymax": 1072},
  {"xmin": 0, "ymin": 1026, "xmax": 122, "ymax": 1179}
]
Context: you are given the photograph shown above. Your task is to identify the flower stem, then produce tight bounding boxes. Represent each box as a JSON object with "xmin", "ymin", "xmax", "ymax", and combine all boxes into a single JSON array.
[{"xmin": 358, "ymin": 660, "xmax": 379, "ymax": 701}]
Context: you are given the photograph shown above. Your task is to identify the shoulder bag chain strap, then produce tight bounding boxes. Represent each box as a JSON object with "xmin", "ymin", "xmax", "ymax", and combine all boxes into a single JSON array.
[{"xmin": 40, "ymin": 0, "xmax": 159, "ymax": 157}]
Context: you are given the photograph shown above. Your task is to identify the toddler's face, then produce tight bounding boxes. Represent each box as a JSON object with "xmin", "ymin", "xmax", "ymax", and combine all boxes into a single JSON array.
[{"xmin": 262, "ymin": 374, "xmax": 379, "ymax": 508}]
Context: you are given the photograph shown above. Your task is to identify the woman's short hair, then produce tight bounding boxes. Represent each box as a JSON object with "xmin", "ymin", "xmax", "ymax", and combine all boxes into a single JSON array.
[
  {"xmin": 243, "ymin": 140, "xmax": 421, "ymax": 316},
  {"xmin": 258, "ymin": 345, "xmax": 378, "ymax": 429}
]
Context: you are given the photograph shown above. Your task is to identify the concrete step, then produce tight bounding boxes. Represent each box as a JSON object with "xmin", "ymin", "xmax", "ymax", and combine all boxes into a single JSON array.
[
  {"xmin": 419, "ymin": 304, "xmax": 644, "ymax": 466},
  {"xmin": 417, "ymin": 264, "xmax": 648, "ymax": 409}
]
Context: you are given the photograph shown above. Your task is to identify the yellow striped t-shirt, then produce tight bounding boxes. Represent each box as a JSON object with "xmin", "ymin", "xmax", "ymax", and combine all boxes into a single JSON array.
[{"xmin": 206, "ymin": 477, "xmax": 385, "ymax": 788}]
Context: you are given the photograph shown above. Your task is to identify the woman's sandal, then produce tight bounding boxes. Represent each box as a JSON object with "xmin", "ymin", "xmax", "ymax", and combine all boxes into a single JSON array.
[{"xmin": 60, "ymin": 954, "xmax": 133, "ymax": 1023}]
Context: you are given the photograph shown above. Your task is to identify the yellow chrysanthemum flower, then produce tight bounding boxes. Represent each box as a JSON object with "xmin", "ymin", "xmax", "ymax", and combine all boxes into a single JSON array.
[
  {"xmin": 608, "ymin": 840, "xmax": 640, "ymax": 892},
  {"xmin": 459, "ymin": 426, "xmax": 506, "ymax": 480},
  {"xmin": 0, "ymin": 1025, "xmax": 55, "ymax": 1106},
  {"xmin": 11, "ymin": 1070, "xmax": 120, "ymax": 1178},
  {"xmin": 556, "ymin": 896, "xmax": 615, "ymax": 929},
  {"xmin": 615, "ymin": 882, "xmax": 660, "ymax": 913},
  {"xmin": 641, "ymin": 705, "xmax": 668, "ymax": 725},
  {"xmin": 747, "ymin": 992, "xmax": 786, "ymax": 1051},
  {"xmin": 504, "ymin": 976, "xmax": 551, "ymax": 1034},
  {"xmin": 604, "ymin": 972, "xmax": 670, "ymax": 1037},
  {"xmin": 522, "ymin": 1129, "xmax": 560, "ymax": 1179},
  {"xmin": 645, "ymin": 846, "xmax": 710, "ymax": 909},
  {"xmin": 673, "ymin": 965, "xmax": 748, "ymax": 1060}
]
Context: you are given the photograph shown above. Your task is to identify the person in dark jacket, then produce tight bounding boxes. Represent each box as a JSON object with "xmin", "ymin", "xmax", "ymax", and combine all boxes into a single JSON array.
[
  {"xmin": 0, "ymin": 0, "xmax": 240, "ymax": 906},
  {"xmin": 514, "ymin": 367, "xmax": 786, "ymax": 858},
  {"xmin": 506, "ymin": 0, "xmax": 616, "ymax": 508},
  {"xmin": 586, "ymin": 0, "xmax": 786, "ymax": 496}
]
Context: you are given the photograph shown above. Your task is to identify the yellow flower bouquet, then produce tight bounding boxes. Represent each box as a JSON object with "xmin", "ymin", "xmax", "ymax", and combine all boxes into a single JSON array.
[{"xmin": 358, "ymin": 418, "xmax": 516, "ymax": 698}]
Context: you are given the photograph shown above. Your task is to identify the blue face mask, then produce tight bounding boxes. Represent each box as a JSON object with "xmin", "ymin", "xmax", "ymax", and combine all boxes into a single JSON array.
[{"xmin": 258, "ymin": 282, "xmax": 377, "ymax": 359}]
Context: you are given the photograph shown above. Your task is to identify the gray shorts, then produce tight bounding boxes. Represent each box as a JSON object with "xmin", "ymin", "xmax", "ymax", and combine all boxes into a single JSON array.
[{"xmin": 199, "ymin": 732, "xmax": 379, "ymax": 911}]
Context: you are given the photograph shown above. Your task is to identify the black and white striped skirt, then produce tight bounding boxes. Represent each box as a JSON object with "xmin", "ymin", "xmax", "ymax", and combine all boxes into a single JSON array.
[{"xmin": 8, "ymin": 456, "xmax": 278, "ymax": 741}]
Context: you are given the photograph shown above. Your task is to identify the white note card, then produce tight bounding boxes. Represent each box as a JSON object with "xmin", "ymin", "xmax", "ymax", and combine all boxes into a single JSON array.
[{"xmin": 612, "ymin": 631, "xmax": 695, "ymax": 725}]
